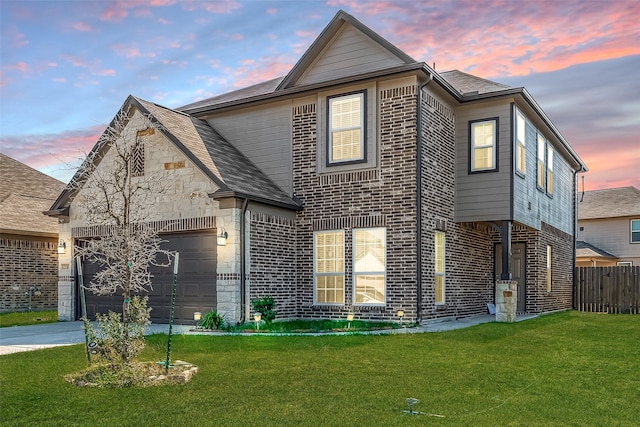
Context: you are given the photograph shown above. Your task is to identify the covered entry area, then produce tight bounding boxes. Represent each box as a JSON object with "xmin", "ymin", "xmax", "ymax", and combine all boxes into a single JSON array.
[{"xmin": 77, "ymin": 231, "xmax": 217, "ymax": 324}]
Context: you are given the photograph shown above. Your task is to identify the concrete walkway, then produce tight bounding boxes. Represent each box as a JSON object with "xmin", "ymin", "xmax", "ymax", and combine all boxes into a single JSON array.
[{"xmin": 0, "ymin": 314, "xmax": 538, "ymax": 355}]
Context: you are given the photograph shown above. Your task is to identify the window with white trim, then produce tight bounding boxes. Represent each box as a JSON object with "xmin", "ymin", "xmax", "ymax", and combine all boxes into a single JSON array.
[
  {"xmin": 353, "ymin": 228, "xmax": 386, "ymax": 305},
  {"xmin": 515, "ymin": 110, "xmax": 526, "ymax": 175},
  {"xmin": 314, "ymin": 231, "xmax": 345, "ymax": 304},
  {"xmin": 546, "ymin": 245, "xmax": 552, "ymax": 292},
  {"xmin": 435, "ymin": 231, "xmax": 445, "ymax": 304},
  {"xmin": 546, "ymin": 145, "xmax": 554, "ymax": 195},
  {"xmin": 617, "ymin": 261, "xmax": 632, "ymax": 266},
  {"xmin": 470, "ymin": 119, "xmax": 497, "ymax": 172},
  {"xmin": 631, "ymin": 219, "xmax": 640, "ymax": 243},
  {"xmin": 537, "ymin": 133, "xmax": 546, "ymax": 189},
  {"xmin": 328, "ymin": 92, "xmax": 365, "ymax": 164}
]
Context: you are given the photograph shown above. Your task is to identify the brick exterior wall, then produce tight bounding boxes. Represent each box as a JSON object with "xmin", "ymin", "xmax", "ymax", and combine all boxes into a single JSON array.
[
  {"xmin": 291, "ymin": 85, "xmax": 418, "ymax": 321},
  {"xmin": 490, "ymin": 222, "xmax": 574, "ymax": 313},
  {"xmin": 419, "ymin": 90, "xmax": 495, "ymax": 320},
  {"xmin": 248, "ymin": 212, "xmax": 297, "ymax": 319},
  {"xmin": 1, "ymin": 236, "xmax": 58, "ymax": 312}
]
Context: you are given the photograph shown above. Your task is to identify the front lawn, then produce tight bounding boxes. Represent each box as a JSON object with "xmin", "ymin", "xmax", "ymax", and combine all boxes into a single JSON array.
[
  {"xmin": 1, "ymin": 311, "xmax": 638, "ymax": 426},
  {"xmin": 0, "ymin": 310, "xmax": 57, "ymax": 327}
]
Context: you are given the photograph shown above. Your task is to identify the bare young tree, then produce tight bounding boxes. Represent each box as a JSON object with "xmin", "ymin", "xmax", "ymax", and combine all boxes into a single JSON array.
[{"xmin": 72, "ymin": 106, "xmax": 173, "ymax": 343}]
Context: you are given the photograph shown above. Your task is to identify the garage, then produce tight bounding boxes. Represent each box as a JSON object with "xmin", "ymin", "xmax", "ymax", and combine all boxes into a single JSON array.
[{"xmin": 77, "ymin": 231, "xmax": 217, "ymax": 324}]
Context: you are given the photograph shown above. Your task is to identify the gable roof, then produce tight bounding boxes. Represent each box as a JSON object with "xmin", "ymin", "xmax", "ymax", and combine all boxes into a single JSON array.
[
  {"xmin": 576, "ymin": 241, "xmax": 618, "ymax": 259},
  {"xmin": 578, "ymin": 186, "xmax": 640, "ymax": 220},
  {"xmin": 277, "ymin": 10, "xmax": 415, "ymax": 90},
  {"xmin": 0, "ymin": 153, "xmax": 65, "ymax": 236},
  {"xmin": 47, "ymin": 96, "xmax": 301, "ymax": 215}
]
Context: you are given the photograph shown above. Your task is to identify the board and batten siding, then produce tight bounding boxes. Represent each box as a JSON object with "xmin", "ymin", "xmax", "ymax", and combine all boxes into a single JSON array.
[
  {"xmin": 455, "ymin": 100, "xmax": 512, "ymax": 222},
  {"xmin": 296, "ymin": 24, "xmax": 405, "ymax": 87},
  {"xmin": 206, "ymin": 100, "xmax": 293, "ymax": 196},
  {"xmin": 512, "ymin": 105, "xmax": 575, "ymax": 235}
]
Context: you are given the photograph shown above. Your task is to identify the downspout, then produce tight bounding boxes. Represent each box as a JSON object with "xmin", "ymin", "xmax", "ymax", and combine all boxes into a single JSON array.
[
  {"xmin": 240, "ymin": 198, "xmax": 249, "ymax": 323},
  {"xmin": 416, "ymin": 73, "xmax": 433, "ymax": 324},
  {"xmin": 572, "ymin": 169, "xmax": 579, "ymax": 309}
]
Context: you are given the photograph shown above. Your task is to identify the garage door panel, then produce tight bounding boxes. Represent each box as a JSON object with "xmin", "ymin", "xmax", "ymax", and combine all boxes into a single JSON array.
[{"xmin": 79, "ymin": 231, "xmax": 217, "ymax": 324}]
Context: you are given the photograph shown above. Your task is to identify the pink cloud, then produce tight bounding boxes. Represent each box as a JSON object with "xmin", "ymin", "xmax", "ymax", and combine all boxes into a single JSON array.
[
  {"xmin": 53, "ymin": 77, "xmax": 66, "ymax": 83},
  {"xmin": 60, "ymin": 54, "xmax": 116, "ymax": 77},
  {"xmin": 266, "ymin": 8, "xmax": 277, "ymax": 15},
  {"xmin": 5, "ymin": 61, "xmax": 29, "ymax": 73},
  {"xmin": 335, "ymin": 0, "xmax": 640, "ymax": 78},
  {"xmin": 3, "ymin": 27, "xmax": 29, "ymax": 48},
  {"xmin": 73, "ymin": 21, "xmax": 93, "ymax": 32},
  {"xmin": 0, "ymin": 125, "xmax": 107, "ymax": 178},
  {"xmin": 111, "ymin": 44, "xmax": 157, "ymax": 59}
]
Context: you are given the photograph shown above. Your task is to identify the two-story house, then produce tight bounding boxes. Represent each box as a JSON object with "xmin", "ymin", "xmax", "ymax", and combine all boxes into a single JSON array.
[
  {"xmin": 47, "ymin": 11, "xmax": 586, "ymax": 324},
  {"xmin": 577, "ymin": 186, "xmax": 640, "ymax": 266}
]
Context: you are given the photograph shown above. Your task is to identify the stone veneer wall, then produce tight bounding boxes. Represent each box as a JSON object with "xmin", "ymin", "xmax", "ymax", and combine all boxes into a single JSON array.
[
  {"xmin": 1, "ymin": 236, "xmax": 58, "ymax": 312},
  {"xmin": 248, "ymin": 212, "xmax": 297, "ymax": 319},
  {"xmin": 490, "ymin": 221, "xmax": 574, "ymax": 313},
  {"xmin": 419, "ymin": 89, "xmax": 495, "ymax": 320},
  {"xmin": 291, "ymin": 85, "xmax": 418, "ymax": 321}
]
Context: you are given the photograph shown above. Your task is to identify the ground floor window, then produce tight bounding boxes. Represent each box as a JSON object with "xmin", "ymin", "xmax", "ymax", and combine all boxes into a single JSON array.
[
  {"xmin": 435, "ymin": 231, "xmax": 445, "ymax": 303},
  {"xmin": 546, "ymin": 245, "xmax": 552, "ymax": 292},
  {"xmin": 314, "ymin": 231, "xmax": 345, "ymax": 304},
  {"xmin": 353, "ymin": 228, "xmax": 386, "ymax": 305}
]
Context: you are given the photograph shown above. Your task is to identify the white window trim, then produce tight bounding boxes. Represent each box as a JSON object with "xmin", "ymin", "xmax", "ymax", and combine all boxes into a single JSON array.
[
  {"xmin": 631, "ymin": 219, "xmax": 640, "ymax": 244},
  {"xmin": 546, "ymin": 145, "xmax": 554, "ymax": 196},
  {"xmin": 546, "ymin": 245, "xmax": 552, "ymax": 292},
  {"xmin": 435, "ymin": 231, "xmax": 446, "ymax": 304},
  {"xmin": 352, "ymin": 227, "xmax": 386, "ymax": 306},
  {"xmin": 515, "ymin": 110, "xmax": 526, "ymax": 176},
  {"xmin": 537, "ymin": 133, "xmax": 546, "ymax": 190},
  {"xmin": 327, "ymin": 92, "xmax": 366, "ymax": 165},
  {"xmin": 313, "ymin": 230, "xmax": 345, "ymax": 305},
  {"xmin": 617, "ymin": 261, "xmax": 632, "ymax": 267},
  {"xmin": 470, "ymin": 118, "xmax": 498, "ymax": 172}
]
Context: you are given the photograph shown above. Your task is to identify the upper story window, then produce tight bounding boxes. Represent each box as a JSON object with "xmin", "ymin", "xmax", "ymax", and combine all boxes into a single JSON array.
[
  {"xmin": 353, "ymin": 228, "xmax": 386, "ymax": 305},
  {"xmin": 469, "ymin": 118, "xmax": 498, "ymax": 172},
  {"xmin": 631, "ymin": 219, "xmax": 640, "ymax": 243},
  {"xmin": 328, "ymin": 92, "xmax": 366, "ymax": 165},
  {"xmin": 314, "ymin": 231, "xmax": 345, "ymax": 304},
  {"xmin": 515, "ymin": 111, "xmax": 526, "ymax": 176},
  {"xmin": 546, "ymin": 145, "xmax": 554, "ymax": 195},
  {"xmin": 537, "ymin": 133, "xmax": 546, "ymax": 190}
]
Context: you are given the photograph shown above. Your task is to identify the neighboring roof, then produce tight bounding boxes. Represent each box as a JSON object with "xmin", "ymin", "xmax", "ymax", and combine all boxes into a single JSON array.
[
  {"xmin": 578, "ymin": 186, "xmax": 640, "ymax": 220},
  {"xmin": 48, "ymin": 96, "xmax": 301, "ymax": 215},
  {"xmin": 0, "ymin": 153, "xmax": 65, "ymax": 236},
  {"xmin": 576, "ymin": 241, "xmax": 618, "ymax": 259},
  {"xmin": 439, "ymin": 70, "xmax": 512, "ymax": 95}
]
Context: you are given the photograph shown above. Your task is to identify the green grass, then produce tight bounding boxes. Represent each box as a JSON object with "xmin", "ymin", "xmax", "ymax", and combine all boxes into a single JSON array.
[
  {"xmin": 1, "ymin": 311, "xmax": 638, "ymax": 426},
  {"xmin": 0, "ymin": 310, "xmax": 57, "ymax": 327},
  {"xmin": 224, "ymin": 319, "xmax": 400, "ymax": 333}
]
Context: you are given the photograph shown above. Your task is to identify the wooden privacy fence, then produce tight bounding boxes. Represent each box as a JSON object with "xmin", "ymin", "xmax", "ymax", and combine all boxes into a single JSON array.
[{"xmin": 574, "ymin": 266, "xmax": 640, "ymax": 314}]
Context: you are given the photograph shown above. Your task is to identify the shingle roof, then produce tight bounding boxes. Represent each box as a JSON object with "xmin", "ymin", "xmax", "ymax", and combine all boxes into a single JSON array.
[
  {"xmin": 578, "ymin": 186, "xmax": 640, "ymax": 220},
  {"xmin": 576, "ymin": 241, "xmax": 618, "ymax": 259},
  {"xmin": 439, "ymin": 70, "xmax": 513, "ymax": 95},
  {"xmin": 0, "ymin": 153, "xmax": 65, "ymax": 236},
  {"xmin": 135, "ymin": 97, "xmax": 300, "ymax": 209},
  {"xmin": 48, "ymin": 96, "xmax": 300, "ymax": 214}
]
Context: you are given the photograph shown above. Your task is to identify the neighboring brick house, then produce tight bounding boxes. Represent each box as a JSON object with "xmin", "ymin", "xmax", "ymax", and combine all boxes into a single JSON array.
[
  {"xmin": 1, "ymin": 153, "xmax": 65, "ymax": 312},
  {"xmin": 47, "ymin": 11, "xmax": 586, "ymax": 324},
  {"xmin": 577, "ymin": 186, "xmax": 640, "ymax": 266}
]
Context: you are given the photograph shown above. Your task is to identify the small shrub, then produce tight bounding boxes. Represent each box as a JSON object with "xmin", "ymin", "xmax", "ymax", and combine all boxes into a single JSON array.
[
  {"xmin": 198, "ymin": 310, "xmax": 224, "ymax": 330},
  {"xmin": 82, "ymin": 296, "xmax": 151, "ymax": 366},
  {"xmin": 251, "ymin": 296, "xmax": 276, "ymax": 324}
]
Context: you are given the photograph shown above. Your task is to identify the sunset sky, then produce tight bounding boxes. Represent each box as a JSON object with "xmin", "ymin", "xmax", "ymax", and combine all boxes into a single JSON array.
[{"xmin": 1, "ymin": 0, "xmax": 638, "ymax": 191}]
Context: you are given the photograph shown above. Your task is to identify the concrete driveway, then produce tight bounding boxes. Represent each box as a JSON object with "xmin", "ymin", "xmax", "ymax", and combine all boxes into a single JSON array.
[{"xmin": 0, "ymin": 321, "xmax": 192, "ymax": 355}]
